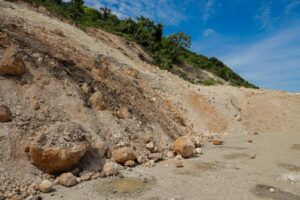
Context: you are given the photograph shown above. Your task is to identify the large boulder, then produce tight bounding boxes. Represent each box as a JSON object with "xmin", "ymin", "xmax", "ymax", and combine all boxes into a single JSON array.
[
  {"xmin": 0, "ymin": 46, "xmax": 26, "ymax": 75},
  {"xmin": 89, "ymin": 91, "xmax": 106, "ymax": 111},
  {"xmin": 173, "ymin": 136, "xmax": 195, "ymax": 158},
  {"xmin": 112, "ymin": 147, "xmax": 136, "ymax": 165},
  {"xmin": 28, "ymin": 122, "xmax": 89, "ymax": 174},
  {"xmin": 0, "ymin": 105, "xmax": 12, "ymax": 123}
]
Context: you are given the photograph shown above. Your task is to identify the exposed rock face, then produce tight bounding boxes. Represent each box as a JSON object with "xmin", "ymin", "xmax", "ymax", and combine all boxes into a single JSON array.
[
  {"xmin": 59, "ymin": 173, "xmax": 77, "ymax": 187},
  {"xmin": 38, "ymin": 180, "xmax": 53, "ymax": 193},
  {"xmin": 89, "ymin": 91, "xmax": 106, "ymax": 111},
  {"xmin": 0, "ymin": 46, "xmax": 26, "ymax": 75},
  {"xmin": 112, "ymin": 147, "xmax": 136, "ymax": 165},
  {"xmin": 173, "ymin": 136, "xmax": 195, "ymax": 158},
  {"xmin": 103, "ymin": 162, "xmax": 119, "ymax": 176},
  {"xmin": 0, "ymin": 105, "xmax": 12, "ymax": 123},
  {"xmin": 28, "ymin": 122, "xmax": 89, "ymax": 174}
]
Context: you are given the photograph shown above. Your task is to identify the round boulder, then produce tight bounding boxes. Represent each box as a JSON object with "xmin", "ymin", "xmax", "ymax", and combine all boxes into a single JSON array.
[
  {"xmin": 112, "ymin": 147, "xmax": 136, "ymax": 165},
  {"xmin": 0, "ymin": 46, "xmax": 26, "ymax": 75},
  {"xmin": 173, "ymin": 136, "xmax": 195, "ymax": 158},
  {"xmin": 103, "ymin": 162, "xmax": 119, "ymax": 176},
  {"xmin": 28, "ymin": 122, "xmax": 89, "ymax": 174},
  {"xmin": 39, "ymin": 180, "xmax": 53, "ymax": 193},
  {"xmin": 59, "ymin": 172, "xmax": 77, "ymax": 187}
]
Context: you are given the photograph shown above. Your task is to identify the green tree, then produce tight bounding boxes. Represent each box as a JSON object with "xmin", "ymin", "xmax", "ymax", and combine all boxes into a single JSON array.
[
  {"xmin": 166, "ymin": 32, "xmax": 191, "ymax": 62},
  {"xmin": 68, "ymin": 0, "xmax": 84, "ymax": 19}
]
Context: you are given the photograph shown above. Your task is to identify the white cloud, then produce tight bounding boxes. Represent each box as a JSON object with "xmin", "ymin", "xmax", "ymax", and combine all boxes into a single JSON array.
[
  {"xmin": 285, "ymin": 0, "xmax": 300, "ymax": 15},
  {"xmin": 203, "ymin": 28, "xmax": 216, "ymax": 37},
  {"xmin": 85, "ymin": 0, "xmax": 188, "ymax": 25},
  {"xmin": 254, "ymin": 5, "xmax": 278, "ymax": 30},
  {"xmin": 202, "ymin": 0, "xmax": 215, "ymax": 21},
  {"xmin": 220, "ymin": 24, "xmax": 300, "ymax": 92}
]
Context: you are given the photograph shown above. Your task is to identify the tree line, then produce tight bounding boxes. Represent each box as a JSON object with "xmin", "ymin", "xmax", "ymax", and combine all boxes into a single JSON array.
[{"xmin": 20, "ymin": 0, "xmax": 257, "ymax": 88}]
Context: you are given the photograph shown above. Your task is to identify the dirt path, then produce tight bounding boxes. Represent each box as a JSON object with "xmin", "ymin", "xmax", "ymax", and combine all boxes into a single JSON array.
[{"xmin": 41, "ymin": 131, "xmax": 300, "ymax": 200}]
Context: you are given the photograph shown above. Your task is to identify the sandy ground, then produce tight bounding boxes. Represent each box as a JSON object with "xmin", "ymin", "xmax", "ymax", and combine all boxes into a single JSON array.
[{"xmin": 41, "ymin": 131, "xmax": 300, "ymax": 200}]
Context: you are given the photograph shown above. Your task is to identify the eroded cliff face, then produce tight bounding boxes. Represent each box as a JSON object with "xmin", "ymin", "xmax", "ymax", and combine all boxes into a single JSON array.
[{"xmin": 1, "ymin": 1, "xmax": 300, "ymax": 199}]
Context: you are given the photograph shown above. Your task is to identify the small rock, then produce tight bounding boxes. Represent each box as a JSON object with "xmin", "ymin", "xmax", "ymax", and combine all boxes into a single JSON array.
[
  {"xmin": 52, "ymin": 29, "xmax": 65, "ymax": 37},
  {"xmin": 81, "ymin": 82, "xmax": 90, "ymax": 94},
  {"xmin": 118, "ymin": 173, "xmax": 124, "ymax": 179},
  {"xmin": 71, "ymin": 168, "xmax": 81, "ymax": 176},
  {"xmin": 38, "ymin": 180, "xmax": 53, "ymax": 193},
  {"xmin": 122, "ymin": 67, "xmax": 139, "ymax": 78},
  {"xmin": 166, "ymin": 151, "xmax": 175, "ymax": 158},
  {"xmin": 80, "ymin": 172, "xmax": 93, "ymax": 181},
  {"xmin": 174, "ymin": 154, "xmax": 183, "ymax": 160},
  {"xmin": 247, "ymin": 139, "xmax": 253, "ymax": 143},
  {"xmin": 99, "ymin": 172, "xmax": 106, "ymax": 178},
  {"xmin": 124, "ymin": 160, "xmax": 136, "ymax": 167},
  {"xmin": 146, "ymin": 142, "xmax": 155, "ymax": 152},
  {"xmin": 89, "ymin": 91, "xmax": 106, "ymax": 111},
  {"xmin": 58, "ymin": 173, "xmax": 77, "ymax": 187},
  {"xmin": 117, "ymin": 107, "xmax": 131, "ymax": 119},
  {"xmin": 212, "ymin": 140, "xmax": 223, "ymax": 145},
  {"xmin": 193, "ymin": 148, "xmax": 202, "ymax": 154},
  {"xmin": 91, "ymin": 172, "xmax": 100, "ymax": 179},
  {"xmin": 236, "ymin": 115, "xmax": 242, "ymax": 121},
  {"xmin": 137, "ymin": 155, "xmax": 147, "ymax": 164},
  {"xmin": 33, "ymin": 196, "xmax": 42, "ymax": 200},
  {"xmin": 0, "ymin": 105, "xmax": 12, "ymax": 123},
  {"xmin": 249, "ymin": 154, "xmax": 256, "ymax": 159},
  {"xmin": 103, "ymin": 162, "xmax": 119, "ymax": 176},
  {"xmin": 148, "ymin": 153, "xmax": 163, "ymax": 162},
  {"xmin": 32, "ymin": 100, "xmax": 40, "ymax": 110},
  {"xmin": 145, "ymin": 160, "xmax": 155, "ymax": 167},
  {"xmin": 76, "ymin": 178, "xmax": 81, "ymax": 183},
  {"xmin": 269, "ymin": 188, "xmax": 275, "ymax": 193},
  {"xmin": 175, "ymin": 160, "xmax": 184, "ymax": 168}
]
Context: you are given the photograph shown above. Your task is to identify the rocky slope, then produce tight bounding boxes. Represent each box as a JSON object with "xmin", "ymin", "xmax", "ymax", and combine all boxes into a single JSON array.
[{"xmin": 0, "ymin": 1, "xmax": 300, "ymax": 199}]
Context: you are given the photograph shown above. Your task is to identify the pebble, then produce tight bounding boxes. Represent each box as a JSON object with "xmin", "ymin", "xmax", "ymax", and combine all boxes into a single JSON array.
[{"xmin": 269, "ymin": 188, "xmax": 275, "ymax": 193}]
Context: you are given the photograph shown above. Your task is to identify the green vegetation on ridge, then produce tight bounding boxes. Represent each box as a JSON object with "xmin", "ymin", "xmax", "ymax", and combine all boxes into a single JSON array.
[{"xmin": 19, "ymin": 0, "xmax": 258, "ymax": 89}]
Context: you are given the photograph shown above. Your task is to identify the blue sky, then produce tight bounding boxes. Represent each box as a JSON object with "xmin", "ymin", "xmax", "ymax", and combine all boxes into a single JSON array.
[{"xmin": 85, "ymin": 0, "xmax": 300, "ymax": 92}]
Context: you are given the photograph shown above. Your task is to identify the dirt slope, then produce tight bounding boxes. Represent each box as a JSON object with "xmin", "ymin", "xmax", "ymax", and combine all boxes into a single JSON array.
[{"xmin": 0, "ymin": 1, "xmax": 300, "ymax": 199}]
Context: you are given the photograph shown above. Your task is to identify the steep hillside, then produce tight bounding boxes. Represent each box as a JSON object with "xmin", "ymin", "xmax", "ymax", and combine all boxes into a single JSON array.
[
  {"xmin": 0, "ymin": 1, "xmax": 300, "ymax": 200},
  {"xmin": 16, "ymin": 0, "xmax": 257, "ymax": 89}
]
